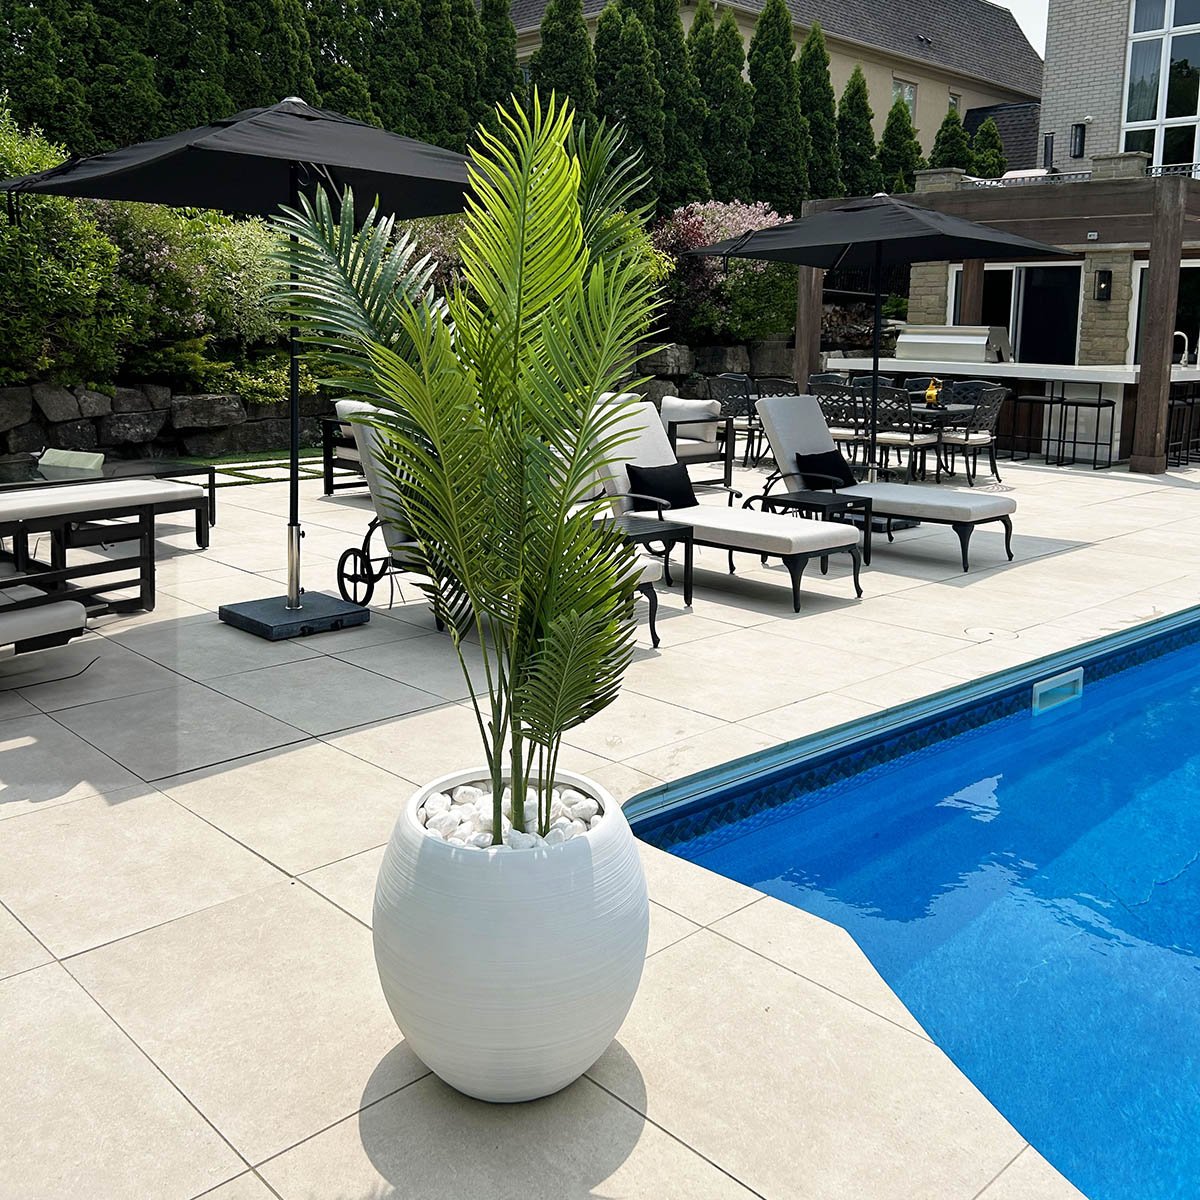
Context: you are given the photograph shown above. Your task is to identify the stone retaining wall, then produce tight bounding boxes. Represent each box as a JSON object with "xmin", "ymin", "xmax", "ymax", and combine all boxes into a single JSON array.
[{"xmin": 0, "ymin": 382, "xmax": 333, "ymax": 461}]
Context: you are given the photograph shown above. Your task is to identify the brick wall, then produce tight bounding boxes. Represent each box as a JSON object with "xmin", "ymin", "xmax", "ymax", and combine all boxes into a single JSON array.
[
  {"xmin": 1040, "ymin": 0, "xmax": 1129, "ymax": 170},
  {"xmin": 908, "ymin": 263, "xmax": 950, "ymax": 324},
  {"xmin": 1078, "ymin": 250, "xmax": 1135, "ymax": 365}
]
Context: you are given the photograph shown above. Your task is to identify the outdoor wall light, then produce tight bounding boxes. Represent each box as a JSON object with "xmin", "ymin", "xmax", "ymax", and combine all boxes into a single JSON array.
[{"xmin": 1094, "ymin": 269, "xmax": 1113, "ymax": 302}]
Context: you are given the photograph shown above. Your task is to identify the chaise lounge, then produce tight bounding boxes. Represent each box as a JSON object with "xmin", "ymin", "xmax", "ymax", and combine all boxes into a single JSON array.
[
  {"xmin": 756, "ymin": 394, "xmax": 1016, "ymax": 572},
  {"xmin": 597, "ymin": 396, "xmax": 863, "ymax": 612}
]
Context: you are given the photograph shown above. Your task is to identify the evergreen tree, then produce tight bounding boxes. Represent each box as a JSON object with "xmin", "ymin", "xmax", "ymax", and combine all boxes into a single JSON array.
[
  {"xmin": 529, "ymin": 0, "xmax": 597, "ymax": 122},
  {"xmin": 837, "ymin": 64, "xmax": 880, "ymax": 196},
  {"xmin": 226, "ymin": 0, "xmax": 317, "ymax": 112},
  {"xmin": 648, "ymin": 0, "xmax": 708, "ymax": 207},
  {"xmin": 371, "ymin": 0, "xmax": 424, "ymax": 135},
  {"xmin": 155, "ymin": 0, "xmax": 232, "ymax": 129},
  {"xmin": 592, "ymin": 4, "xmax": 623, "ymax": 104},
  {"xmin": 595, "ymin": 5, "xmax": 664, "ymax": 208},
  {"xmin": 404, "ymin": 0, "xmax": 470, "ymax": 148},
  {"xmin": 970, "ymin": 116, "xmax": 1008, "ymax": 177},
  {"xmin": 928, "ymin": 107, "xmax": 971, "ymax": 171},
  {"xmin": 698, "ymin": 9, "xmax": 753, "ymax": 201},
  {"xmin": 306, "ymin": 0, "xmax": 377, "ymax": 123},
  {"xmin": 748, "ymin": 0, "xmax": 807, "ymax": 211},
  {"xmin": 795, "ymin": 21, "xmax": 840, "ymax": 198},
  {"xmin": 686, "ymin": 0, "xmax": 715, "ymax": 81},
  {"xmin": 878, "ymin": 97, "xmax": 922, "ymax": 193},
  {"xmin": 449, "ymin": 0, "xmax": 486, "ymax": 134},
  {"xmin": 86, "ymin": 0, "xmax": 162, "ymax": 146},
  {"xmin": 478, "ymin": 0, "xmax": 522, "ymax": 115}
]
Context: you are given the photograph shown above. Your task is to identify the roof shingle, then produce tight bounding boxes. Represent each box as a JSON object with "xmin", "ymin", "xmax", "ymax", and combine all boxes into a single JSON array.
[{"xmin": 511, "ymin": 0, "xmax": 1044, "ymax": 100}]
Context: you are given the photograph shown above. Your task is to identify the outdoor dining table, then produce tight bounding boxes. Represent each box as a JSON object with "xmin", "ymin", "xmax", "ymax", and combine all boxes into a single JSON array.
[{"xmin": 904, "ymin": 399, "xmax": 975, "ymax": 477}]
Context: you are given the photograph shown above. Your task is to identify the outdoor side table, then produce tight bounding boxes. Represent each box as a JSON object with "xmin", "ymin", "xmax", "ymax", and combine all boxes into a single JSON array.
[
  {"xmin": 759, "ymin": 488, "xmax": 873, "ymax": 566},
  {"xmin": 605, "ymin": 513, "xmax": 694, "ymax": 605}
]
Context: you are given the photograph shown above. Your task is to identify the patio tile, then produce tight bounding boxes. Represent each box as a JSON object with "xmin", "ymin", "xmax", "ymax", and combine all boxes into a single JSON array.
[
  {"xmin": 588, "ymin": 930, "xmax": 1025, "ymax": 1200},
  {"xmin": 759, "ymin": 612, "xmax": 975, "ymax": 664},
  {"xmin": 647, "ymin": 901, "xmax": 699, "ymax": 957},
  {"xmin": 586, "ymin": 760, "xmax": 664, "ymax": 805},
  {"xmin": 160, "ymin": 743, "xmax": 410, "ymax": 875},
  {"xmin": 739, "ymin": 692, "xmax": 882, "ymax": 743},
  {"xmin": 334, "ymin": 632, "xmax": 485, "ymax": 701},
  {"xmin": 710, "ymin": 895, "xmax": 926, "ymax": 1036},
  {"xmin": 1, "ymin": 964, "xmax": 243, "ymax": 1199},
  {"xmin": 975, "ymin": 1147, "xmax": 1087, "ymax": 1199},
  {"xmin": 258, "ymin": 1073, "xmax": 758, "ymax": 1200},
  {"xmin": 621, "ymin": 723, "xmax": 778, "ymax": 783},
  {"xmin": 7, "ymin": 637, "xmax": 183, "ymax": 712},
  {"xmin": 161, "ymin": 572, "xmax": 287, "ymax": 612},
  {"xmin": 835, "ymin": 664, "xmax": 965, "ymax": 708},
  {"xmin": 300, "ymin": 846, "xmax": 386, "ymax": 926},
  {"xmin": 50, "ymin": 682, "xmax": 307, "ymax": 781},
  {"xmin": 299, "ymin": 611, "xmax": 430, "ymax": 653},
  {"xmin": 104, "ymin": 614, "xmax": 322, "ymax": 681},
  {"xmin": 560, "ymin": 690, "xmax": 722, "ymax": 761},
  {"xmin": 206, "ymin": 657, "xmax": 443, "ymax": 736},
  {"xmin": 0, "ymin": 714, "xmax": 141, "ymax": 819},
  {"xmin": 0, "ymin": 903, "xmax": 51, "ymax": 980},
  {"xmin": 70, "ymin": 882, "xmax": 426, "ymax": 1164},
  {"xmin": 637, "ymin": 842, "xmax": 761, "ymax": 927},
  {"xmin": 0, "ymin": 689, "xmax": 38, "ymax": 723},
  {"xmin": 0, "ymin": 791, "xmax": 282, "ymax": 958},
  {"xmin": 194, "ymin": 1172, "xmax": 279, "ymax": 1200},
  {"xmin": 88, "ymin": 592, "xmax": 211, "ymax": 633}
]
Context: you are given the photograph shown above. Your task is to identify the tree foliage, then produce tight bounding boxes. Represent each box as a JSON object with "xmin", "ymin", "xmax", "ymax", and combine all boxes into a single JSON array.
[
  {"xmin": 595, "ymin": 7, "xmax": 665, "ymax": 209},
  {"xmin": 748, "ymin": 0, "xmax": 808, "ymax": 212},
  {"xmin": 694, "ymin": 8, "xmax": 753, "ymax": 202},
  {"xmin": 530, "ymin": 0, "xmax": 597, "ymax": 123},
  {"xmin": 971, "ymin": 116, "xmax": 1008, "ymax": 178},
  {"xmin": 795, "ymin": 22, "xmax": 840, "ymax": 198},
  {"xmin": 878, "ymin": 97, "xmax": 923, "ymax": 193},
  {"xmin": 929, "ymin": 107, "xmax": 972, "ymax": 171},
  {"xmin": 479, "ymin": 0, "xmax": 523, "ymax": 116},
  {"xmin": 837, "ymin": 66, "xmax": 881, "ymax": 196},
  {"xmin": 648, "ymin": 0, "xmax": 709, "ymax": 209}
]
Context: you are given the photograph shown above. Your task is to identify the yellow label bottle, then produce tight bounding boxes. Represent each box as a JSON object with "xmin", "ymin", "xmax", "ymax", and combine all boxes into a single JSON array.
[{"xmin": 925, "ymin": 379, "xmax": 938, "ymax": 406}]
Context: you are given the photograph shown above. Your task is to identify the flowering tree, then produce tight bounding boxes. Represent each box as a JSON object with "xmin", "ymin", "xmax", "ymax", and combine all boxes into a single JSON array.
[{"xmin": 652, "ymin": 199, "xmax": 796, "ymax": 343}]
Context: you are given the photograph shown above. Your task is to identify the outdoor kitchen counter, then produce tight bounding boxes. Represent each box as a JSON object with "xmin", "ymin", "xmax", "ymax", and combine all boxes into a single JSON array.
[{"xmin": 834, "ymin": 359, "xmax": 1200, "ymax": 384}]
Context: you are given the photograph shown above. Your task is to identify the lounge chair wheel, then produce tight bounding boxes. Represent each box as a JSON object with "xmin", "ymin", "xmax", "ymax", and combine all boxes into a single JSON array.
[{"xmin": 337, "ymin": 547, "xmax": 376, "ymax": 606}]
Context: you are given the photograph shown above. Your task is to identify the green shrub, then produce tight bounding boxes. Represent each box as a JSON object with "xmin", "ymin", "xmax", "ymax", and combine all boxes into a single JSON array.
[
  {"xmin": 0, "ymin": 102, "xmax": 127, "ymax": 385},
  {"xmin": 205, "ymin": 353, "xmax": 317, "ymax": 407}
]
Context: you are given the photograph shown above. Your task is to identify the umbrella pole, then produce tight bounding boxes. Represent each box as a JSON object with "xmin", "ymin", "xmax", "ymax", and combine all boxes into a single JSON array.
[
  {"xmin": 286, "ymin": 164, "xmax": 303, "ymax": 611},
  {"xmin": 869, "ymin": 242, "xmax": 882, "ymax": 478}
]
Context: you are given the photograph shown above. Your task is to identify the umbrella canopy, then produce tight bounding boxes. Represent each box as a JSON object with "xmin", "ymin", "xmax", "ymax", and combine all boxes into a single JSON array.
[
  {"xmin": 692, "ymin": 194, "xmax": 1074, "ymax": 475},
  {"xmin": 691, "ymin": 193, "xmax": 1070, "ymax": 271},
  {"xmin": 0, "ymin": 98, "xmax": 469, "ymax": 636},
  {"xmin": 0, "ymin": 97, "xmax": 468, "ymax": 218}
]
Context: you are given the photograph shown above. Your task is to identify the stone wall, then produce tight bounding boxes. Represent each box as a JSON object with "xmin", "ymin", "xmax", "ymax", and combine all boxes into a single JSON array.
[
  {"xmin": 637, "ymin": 337, "xmax": 798, "ymax": 402},
  {"xmin": 1078, "ymin": 250, "xmax": 1136, "ymax": 365},
  {"xmin": 0, "ymin": 382, "xmax": 333, "ymax": 461},
  {"xmin": 907, "ymin": 263, "xmax": 950, "ymax": 325}
]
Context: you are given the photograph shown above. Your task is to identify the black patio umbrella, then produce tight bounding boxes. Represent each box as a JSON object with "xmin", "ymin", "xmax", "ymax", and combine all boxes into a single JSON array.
[
  {"xmin": 0, "ymin": 97, "xmax": 468, "ymax": 638},
  {"xmin": 693, "ymin": 193, "xmax": 1073, "ymax": 471}
]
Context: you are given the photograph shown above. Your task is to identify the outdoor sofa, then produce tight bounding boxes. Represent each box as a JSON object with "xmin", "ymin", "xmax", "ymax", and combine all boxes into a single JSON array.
[
  {"xmin": 597, "ymin": 395, "xmax": 863, "ymax": 612},
  {"xmin": 0, "ymin": 572, "xmax": 87, "ymax": 656},
  {"xmin": 756, "ymin": 394, "xmax": 1016, "ymax": 572}
]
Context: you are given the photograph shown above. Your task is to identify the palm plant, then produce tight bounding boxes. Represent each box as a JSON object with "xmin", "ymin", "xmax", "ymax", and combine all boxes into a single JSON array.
[{"xmin": 274, "ymin": 93, "xmax": 661, "ymax": 841}]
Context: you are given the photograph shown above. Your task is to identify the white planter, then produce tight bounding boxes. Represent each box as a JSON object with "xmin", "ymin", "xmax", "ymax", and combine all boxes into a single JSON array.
[{"xmin": 372, "ymin": 767, "xmax": 649, "ymax": 1103}]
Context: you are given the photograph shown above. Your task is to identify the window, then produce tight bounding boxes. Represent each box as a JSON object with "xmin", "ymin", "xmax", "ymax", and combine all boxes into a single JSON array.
[
  {"xmin": 1071, "ymin": 123, "xmax": 1087, "ymax": 158},
  {"xmin": 1043, "ymin": 132, "xmax": 1056, "ymax": 168},
  {"xmin": 893, "ymin": 79, "xmax": 917, "ymax": 117},
  {"xmin": 948, "ymin": 92, "xmax": 961, "ymax": 112},
  {"xmin": 1123, "ymin": 0, "xmax": 1200, "ymax": 170}
]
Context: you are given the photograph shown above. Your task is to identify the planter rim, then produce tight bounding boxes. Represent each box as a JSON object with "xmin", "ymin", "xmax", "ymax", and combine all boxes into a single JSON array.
[{"xmin": 404, "ymin": 765, "xmax": 617, "ymax": 858}]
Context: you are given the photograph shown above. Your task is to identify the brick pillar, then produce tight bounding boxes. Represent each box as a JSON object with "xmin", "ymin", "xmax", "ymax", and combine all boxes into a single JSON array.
[
  {"xmin": 1131, "ymin": 176, "xmax": 1186, "ymax": 474},
  {"xmin": 914, "ymin": 168, "xmax": 966, "ymax": 194},
  {"xmin": 1079, "ymin": 251, "xmax": 1135, "ymax": 366},
  {"xmin": 908, "ymin": 262, "xmax": 949, "ymax": 324},
  {"xmin": 1090, "ymin": 152, "xmax": 1150, "ymax": 181}
]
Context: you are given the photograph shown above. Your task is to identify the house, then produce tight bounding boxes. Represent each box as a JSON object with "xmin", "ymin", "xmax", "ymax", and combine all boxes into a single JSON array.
[{"xmin": 511, "ymin": 0, "xmax": 1044, "ymax": 156}]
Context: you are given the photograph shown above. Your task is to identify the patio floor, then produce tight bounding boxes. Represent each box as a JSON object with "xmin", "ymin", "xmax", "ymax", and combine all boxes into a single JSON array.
[{"xmin": 4, "ymin": 456, "xmax": 1199, "ymax": 1199}]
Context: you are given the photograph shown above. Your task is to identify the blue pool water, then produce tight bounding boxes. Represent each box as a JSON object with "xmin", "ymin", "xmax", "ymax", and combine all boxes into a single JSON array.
[{"xmin": 652, "ymin": 637, "xmax": 1200, "ymax": 1200}]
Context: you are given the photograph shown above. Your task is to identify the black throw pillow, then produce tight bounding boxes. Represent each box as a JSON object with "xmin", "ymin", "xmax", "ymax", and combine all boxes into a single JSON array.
[
  {"xmin": 795, "ymin": 450, "xmax": 857, "ymax": 492},
  {"xmin": 625, "ymin": 462, "xmax": 698, "ymax": 512}
]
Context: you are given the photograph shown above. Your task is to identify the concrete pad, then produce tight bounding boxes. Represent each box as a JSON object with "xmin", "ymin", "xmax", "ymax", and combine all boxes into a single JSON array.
[
  {"xmin": 976, "ymin": 1147, "xmax": 1088, "ymax": 1199},
  {"xmin": 638, "ymin": 841, "xmax": 761, "ymax": 927},
  {"xmin": 300, "ymin": 846, "xmax": 386, "ymax": 926},
  {"xmin": 0, "ymin": 903, "xmax": 51, "ymax": 980}
]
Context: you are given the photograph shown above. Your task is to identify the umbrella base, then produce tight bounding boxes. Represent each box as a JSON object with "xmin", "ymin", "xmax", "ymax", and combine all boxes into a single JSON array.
[{"xmin": 218, "ymin": 592, "xmax": 370, "ymax": 641}]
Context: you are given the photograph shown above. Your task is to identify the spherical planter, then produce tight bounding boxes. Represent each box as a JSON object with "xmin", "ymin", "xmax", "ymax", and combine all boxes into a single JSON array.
[{"xmin": 372, "ymin": 767, "xmax": 649, "ymax": 1103}]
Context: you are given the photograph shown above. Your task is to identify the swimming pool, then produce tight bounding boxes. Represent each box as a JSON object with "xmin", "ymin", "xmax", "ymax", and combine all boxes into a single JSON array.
[{"xmin": 635, "ymin": 612, "xmax": 1200, "ymax": 1200}]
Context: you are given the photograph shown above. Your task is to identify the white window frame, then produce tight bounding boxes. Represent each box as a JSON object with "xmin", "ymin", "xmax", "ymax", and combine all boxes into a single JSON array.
[
  {"xmin": 893, "ymin": 78, "xmax": 917, "ymax": 117},
  {"xmin": 1122, "ymin": 0, "xmax": 1200, "ymax": 170},
  {"xmin": 948, "ymin": 261, "xmax": 1085, "ymax": 364},
  {"xmin": 949, "ymin": 92, "xmax": 961, "ymax": 113}
]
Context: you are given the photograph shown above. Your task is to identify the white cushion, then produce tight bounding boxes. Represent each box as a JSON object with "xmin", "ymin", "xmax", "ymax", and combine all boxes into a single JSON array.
[
  {"xmin": 336, "ymin": 399, "xmax": 419, "ymax": 558},
  {"xmin": 633, "ymin": 551, "xmax": 662, "ymax": 586},
  {"xmin": 668, "ymin": 504, "xmax": 860, "ymax": 556},
  {"xmin": 854, "ymin": 482, "xmax": 1016, "ymax": 521},
  {"xmin": 0, "ymin": 600, "xmax": 87, "ymax": 644},
  {"xmin": 941, "ymin": 431, "xmax": 993, "ymax": 446},
  {"xmin": 675, "ymin": 438, "xmax": 723, "ymax": 462},
  {"xmin": 0, "ymin": 479, "xmax": 203, "ymax": 523},
  {"xmin": 660, "ymin": 396, "xmax": 720, "ymax": 443},
  {"xmin": 875, "ymin": 431, "xmax": 938, "ymax": 447}
]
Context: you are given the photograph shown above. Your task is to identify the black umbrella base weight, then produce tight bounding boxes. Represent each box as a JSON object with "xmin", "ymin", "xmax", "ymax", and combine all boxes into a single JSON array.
[{"xmin": 218, "ymin": 592, "xmax": 370, "ymax": 641}]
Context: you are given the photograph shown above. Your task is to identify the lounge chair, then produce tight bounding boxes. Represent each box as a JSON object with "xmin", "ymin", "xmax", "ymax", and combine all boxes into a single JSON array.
[
  {"xmin": 0, "ymin": 572, "xmax": 87, "ymax": 655},
  {"xmin": 597, "ymin": 397, "xmax": 862, "ymax": 612},
  {"xmin": 756, "ymin": 394, "xmax": 1016, "ymax": 572},
  {"xmin": 335, "ymin": 399, "xmax": 666, "ymax": 644}
]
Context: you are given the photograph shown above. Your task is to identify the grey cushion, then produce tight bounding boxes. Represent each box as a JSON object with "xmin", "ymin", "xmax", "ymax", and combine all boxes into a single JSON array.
[
  {"xmin": 660, "ymin": 395, "xmax": 721, "ymax": 443},
  {"xmin": 0, "ymin": 600, "xmax": 87, "ymax": 644},
  {"xmin": 0, "ymin": 479, "xmax": 204, "ymax": 523},
  {"xmin": 669, "ymin": 503, "xmax": 860, "ymax": 555},
  {"xmin": 855, "ymin": 482, "xmax": 1016, "ymax": 521}
]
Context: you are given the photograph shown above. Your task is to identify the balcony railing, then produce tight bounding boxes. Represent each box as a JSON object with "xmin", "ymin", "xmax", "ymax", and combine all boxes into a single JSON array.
[{"xmin": 957, "ymin": 163, "xmax": 1200, "ymax": 190}]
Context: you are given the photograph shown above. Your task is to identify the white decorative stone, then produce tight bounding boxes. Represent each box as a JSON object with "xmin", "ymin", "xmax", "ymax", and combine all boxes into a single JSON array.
[
  {"xmin": 425, "ymin": 792, "xmax": 452, "ymax": 815},
  {"xmin": 589, "ymin": 815, "xmax": 602, "ymax": 829},
  {"xmin": 467, "ymin": 831, "xmax": 493, "ymax": 849},
  {"xmin": 426, "ymin": 811, "xmax": 460, "ymax": 838},
  {"xmin": 374, "ymin": 767, "xmax": 649, "ymax": 1103},
  {"xmin": 568, "ymin": 819, "xmax": 588, "ymax": 838},
  {"xmin": 568, "ymin": 797, "xmax": 600, "ymax": 823},
  {"xmin": 505, "ymin": 829, "xmax": 537, "ymax": 850},
  {"xmin": 452, "ymin": 785, "xmax": 483, "ymax": 807},
  {"xmin": 544, "ymin": 827, "xmax": 566, "ymax": 846}
]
